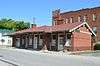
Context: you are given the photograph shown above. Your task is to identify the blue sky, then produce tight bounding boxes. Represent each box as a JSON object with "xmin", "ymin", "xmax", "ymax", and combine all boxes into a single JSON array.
[{"xmin": 0, "ymin": 0, "xmax": 100, "ymax": 26}]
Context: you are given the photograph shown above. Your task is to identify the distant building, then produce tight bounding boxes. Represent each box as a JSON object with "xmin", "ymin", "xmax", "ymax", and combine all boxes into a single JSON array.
[
  {"xmin": 0, "ymin": 29, "xmax": 14, "ymax": 47},
  {"xmin": 52, "ymin": 7, "xmax": 100, "ymax": 42}
]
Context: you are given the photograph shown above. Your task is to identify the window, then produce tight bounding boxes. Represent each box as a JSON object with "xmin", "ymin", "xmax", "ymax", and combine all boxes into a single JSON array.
[
  {"xmin": 53, "ymin": 20, "xmax": 57, "ymax": 26},
  {"xmin": 65, "ymin": 18, "xmax": 68, "ymax": 24},
  {"xmin": 59, "ymin": 36, "xmax": 64, "ymax": 45},
  {"xmin": 70, "ymin": 17, "xmax": 73, "ymax": 23},
  {"xmin": 78, "ymin": 16, "xmax": 83, "ymax": 22},
  {"xmin": 92, "ymin": 14, "xmax": 96, "ymax": 21},
  {"xmin": 83, "ymin": 16, "xmax": 87, "ymax": 22},
  {"xmin": 92, "ymin": 27, "xmax": 97, "ymax": 33},
  {"xmin": 78, "ymin": 16, "xmax": 81, "ymax": 22}
]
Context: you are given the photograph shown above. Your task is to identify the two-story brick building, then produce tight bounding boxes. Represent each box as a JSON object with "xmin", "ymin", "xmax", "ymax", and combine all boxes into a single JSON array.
[{"xmin": 52, "ymin": 7, "xmax": 100, "ymax": 42}]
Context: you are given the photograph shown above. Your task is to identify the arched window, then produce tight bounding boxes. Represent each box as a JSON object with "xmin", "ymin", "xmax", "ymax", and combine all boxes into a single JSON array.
[
  {"xmin": 92, "ymin": 14, "xmax": 96, "ymax": 21},
  {"xmin": 92, "ymin": 27, "xmax": 97, "ymax": 33}
]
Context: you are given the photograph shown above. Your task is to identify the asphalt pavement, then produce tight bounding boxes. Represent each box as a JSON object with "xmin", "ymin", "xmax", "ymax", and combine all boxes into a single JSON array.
[{"xmin": 0, "ymin": 48, "xmax": 100, "ymax": 66}]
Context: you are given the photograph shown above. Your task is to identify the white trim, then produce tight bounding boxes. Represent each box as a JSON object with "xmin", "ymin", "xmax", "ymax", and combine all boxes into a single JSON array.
[
  {"xmin": 69, "ymin": 22, "xmax": 86, "ymax": 32},
  {"xmin": 80, "ymin": 31, "xmax": 92, "ymax": 35},
  {"xmin": 85, "ymin": 22, "xmax": 96, "ymax": 36},
  {"xmin": 69, "ymin": 22, "xmax": 96, "ymax": 36},
  {"xmin": 34, "ymin": 34, "xmax": 38, "ymax": 49}
]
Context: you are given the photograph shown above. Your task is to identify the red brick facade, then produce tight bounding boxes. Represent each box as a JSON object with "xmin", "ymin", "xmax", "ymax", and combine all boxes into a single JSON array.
[
  {"xmin": 52, "ymin": 7, "xmax": 100, "ymax": 42},
  {"xmin": 72, "ymin": 32, "xmax": 91, "ymax": 51}
]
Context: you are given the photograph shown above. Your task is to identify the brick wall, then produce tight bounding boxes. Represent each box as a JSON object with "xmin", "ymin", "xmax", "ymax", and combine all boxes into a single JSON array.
[
  {"xmin": 52, "ymin": 7, "xmax": 100, "ymax": 42},
  {"xmin": 72, "ymin": 32, "xmax": 91, "ymax": 51}
]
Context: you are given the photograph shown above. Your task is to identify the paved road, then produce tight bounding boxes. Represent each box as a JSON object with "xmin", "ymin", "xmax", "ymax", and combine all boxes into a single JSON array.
[
  {"xmin": 0, "ymin": 59, "xmax": 13, "ymax": 66},
  {"xmin": 0, "ymin": 48, "xmax": 100, "ymax": 66}
]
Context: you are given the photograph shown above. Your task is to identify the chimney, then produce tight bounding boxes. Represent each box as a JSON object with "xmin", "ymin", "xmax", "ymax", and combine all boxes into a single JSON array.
[{"xmin": 52, "ymin": 9, "xmax": 61, "ymax": 26}]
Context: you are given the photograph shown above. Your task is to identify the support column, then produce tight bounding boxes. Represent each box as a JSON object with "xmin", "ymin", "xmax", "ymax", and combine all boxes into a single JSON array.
[
  {"xmin": 42, "ymin": 33, "xmax": 48, "ymax": 51},
  {"xmin": 56, "ymin": 33, "xmax": 58, "ymax": 51},
  {"xmin": 24, "ymin": 35, "xmax": 27, "ymax": 49},
  {"xmin": 71, "ymin": 33, "xmax": 75, "ymax": 51},
  {"xmin": 12, "ymin": 36, "xmax": 16, "ymax": 47},
  {"xmin": 32, "ymin": 33, "xmax": 34, "ymax": 49},
  {"xmin": 63, "ymin": 31, "xmax": 67, "ymax": 52},
  {"xmin": 20, "ymin": 35, "xmax": 22, "ymax": 48},
  {"xmin": 37, "ymin": 33, "xmax": 39, "ymax": 50}
]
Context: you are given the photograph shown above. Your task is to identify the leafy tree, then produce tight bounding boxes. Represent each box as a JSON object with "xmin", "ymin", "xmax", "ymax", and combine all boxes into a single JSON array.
[{"xmin": 0, "ymin": 18, "xmax": 31, "ymax": 31}]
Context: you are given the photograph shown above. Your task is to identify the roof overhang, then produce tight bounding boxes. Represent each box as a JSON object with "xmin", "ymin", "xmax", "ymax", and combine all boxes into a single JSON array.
[{"xmin": 69, "ymin": 22, "xmax": 96, "ymax": 36}]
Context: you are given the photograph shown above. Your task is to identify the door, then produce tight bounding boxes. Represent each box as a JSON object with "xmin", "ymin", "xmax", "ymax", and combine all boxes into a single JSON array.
[
  {"xmin": 58, "ymin": 35, "xmax": 64, "ymax": 50},
  {"xmin": 51, "ymin": 35, "xmax": 57, "ymax": 51},
  {"xmin": 16, "ymin": 38, "xmax": 20, "ymax": 48},
  {"xmin": 34, "ymin": 35, "xmax": 37, "ymax": 49}
]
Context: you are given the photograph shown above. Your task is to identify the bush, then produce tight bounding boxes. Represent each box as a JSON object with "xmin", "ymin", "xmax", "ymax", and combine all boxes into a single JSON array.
[{"xmin": 94, "ymin": 43, "xmax": 100, "ymax": 50}]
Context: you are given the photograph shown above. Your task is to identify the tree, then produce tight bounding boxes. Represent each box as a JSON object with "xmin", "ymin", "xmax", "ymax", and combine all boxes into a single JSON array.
[{"xmin": 0, "ymin": 18, "xmax": 30, "ymax": 31}]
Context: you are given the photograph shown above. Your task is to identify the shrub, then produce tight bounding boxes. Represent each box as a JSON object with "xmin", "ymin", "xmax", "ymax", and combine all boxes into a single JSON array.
[{"xmin": 94, "ymin": 43, "xmax": 100, "ymax": 50}]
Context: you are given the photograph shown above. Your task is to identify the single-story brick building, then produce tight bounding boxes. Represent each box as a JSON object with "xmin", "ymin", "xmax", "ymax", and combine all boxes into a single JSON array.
[{"xmin": 10, "ymin": 22, "xmax": 96, "ymax": 51}]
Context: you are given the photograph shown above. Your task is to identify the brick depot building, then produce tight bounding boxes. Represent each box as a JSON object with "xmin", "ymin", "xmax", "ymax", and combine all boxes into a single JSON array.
[
  {"xmin": 52, "ymin": 7, "xmax": 100, "ymax": 42},
  {"xmin": 11, "ymin": 22, "xmax": 96, "ymax": 51}
]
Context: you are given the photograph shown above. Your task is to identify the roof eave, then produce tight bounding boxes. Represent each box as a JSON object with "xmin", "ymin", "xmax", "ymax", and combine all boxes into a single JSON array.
[{"xmin": 69, "ymin": 22, "xmax": 96, "ymax": 36}]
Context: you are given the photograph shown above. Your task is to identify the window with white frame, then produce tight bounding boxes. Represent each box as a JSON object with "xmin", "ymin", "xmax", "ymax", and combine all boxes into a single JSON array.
[
  {"xmin": 65, "ymin": 18, "xmax": 68, "ymax": 24},
  {"xmin": 70, "ymin": 17, "xmax": 73, "ymax": 23},
  {"xmin": 92, "ymin": 14, "xmax": 96, "ymax": 21},
  {"xmin": 83, "ymin": 15, "xmax": 87, "ymax": 22},
  {"xmin": 78, "ymin": 16, "xmax": 83, "ymax": 22},
  {"xmin": 78, "ymin": 16, "xmax": 81, "ymax": 22}
]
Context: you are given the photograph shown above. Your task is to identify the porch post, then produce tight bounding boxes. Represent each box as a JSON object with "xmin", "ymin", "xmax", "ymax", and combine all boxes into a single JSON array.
[
  {"xmin": 12, "ymin": 36, "xmax": 16, "ymax": 47},
  {"xmin": 49, "ymin": 33, "xmax": 52, "ymax": 50},
  {"xmin": 71, "ymin": 33, "xmax": 74, "ymax": 51},
  {"xmin": 37, "ymin": 33, "xmax": 39, "ymax": 49},
  {"xmin": 25, "ymin": 34, "xmax": 28, "ymax": 49},
  {"xmin": 56, "ymin": 33, "xmax": 58, "ymax": 51},
  {"xmin": 63, "ymin": 31, "xmax": 67, "ymax": 51},
  {"xmin": 27, "ymin": 35, "xmax": 29, "ymax": 48},
  {"xmin": 32, "ymin": 33, "xmax": 34, "ymax": 49}
]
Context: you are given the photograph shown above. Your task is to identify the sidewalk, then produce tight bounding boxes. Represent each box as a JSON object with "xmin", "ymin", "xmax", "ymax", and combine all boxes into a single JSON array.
[
  {"xmin": 0, "ymin": 47, "xmax": 95, "ymax": 57},
  {"xmin": 5, "ymin": 48, "xmax": 71, "ymax": 57}
]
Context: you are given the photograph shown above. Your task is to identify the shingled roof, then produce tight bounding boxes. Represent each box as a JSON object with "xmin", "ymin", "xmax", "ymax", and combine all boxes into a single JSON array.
[{"xmin": 11, "ymin": 22, "xmax": 96, "ymax": 36}]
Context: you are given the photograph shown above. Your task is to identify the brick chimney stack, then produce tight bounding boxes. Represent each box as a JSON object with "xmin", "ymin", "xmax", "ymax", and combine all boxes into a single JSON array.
[
  {"xmin": 52, "ymin": 9, "xmax": 63, "ymax": 26},
  {"xmin": 31, "ymin": 24, "xmax": 36, "ymax": 28}
]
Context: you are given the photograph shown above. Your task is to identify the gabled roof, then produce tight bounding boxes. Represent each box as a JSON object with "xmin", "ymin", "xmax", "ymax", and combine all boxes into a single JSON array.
[
  {"xmin": 69, "ymin": 22, "xmax": 96, "ymax": 36},
  {"xmin": 11, "ymin": 22, "xmax": 96, "ymax": 36}
]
